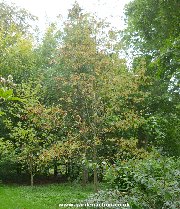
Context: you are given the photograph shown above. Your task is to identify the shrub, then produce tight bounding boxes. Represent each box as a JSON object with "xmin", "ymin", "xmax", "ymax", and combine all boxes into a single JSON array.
[{"xmin": 104, "ymin": 153, "xmax": 180, "ymax": 209}]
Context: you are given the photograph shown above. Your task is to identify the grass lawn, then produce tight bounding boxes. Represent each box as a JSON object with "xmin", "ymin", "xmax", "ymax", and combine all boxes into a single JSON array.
[{"xmin": 0, "ymin": 183, "xmax": 94, "ymax": 209}]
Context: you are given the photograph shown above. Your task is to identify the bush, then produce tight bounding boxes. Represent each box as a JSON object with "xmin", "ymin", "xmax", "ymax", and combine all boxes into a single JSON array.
[{"xmin": 104, "ymin": 154, "xmax": 180, "ymax": 209}]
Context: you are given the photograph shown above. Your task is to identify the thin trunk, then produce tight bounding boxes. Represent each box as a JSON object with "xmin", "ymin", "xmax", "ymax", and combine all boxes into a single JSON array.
[
  {"xmin": 54, "ymin": 160, "xmax": 58, "ymax": 177},
  {"xmin": 82, "ymin": 147, "xmax": 88, "ymax": 186},
  {"xmin": 30, "ymin": 171, "xmax": 34, "ymax": 187},
  {"xmin": 93, "ymin": 145, "xmax": 98, "ymax": 192},
  {"xmin": 82, "ymin": 165, "xmax": 88, "ymax": 186},
  {"xmin": 64, "ymin": 162, "xmax": 71, "ymax": 180},
  {"xmin": 94, "ymin": 166, "xmax": 98, "ymax": 192},
  {"xmin": 16, "ymin": 163, "xmax": 22, "ymax": 175},
  {"xmin": 29, "ymin": 154, "xmax": 34, "ymax": 187},
  {"xmin": 84, "ymin": 81, "xmax": 99, "ymax": 192}
]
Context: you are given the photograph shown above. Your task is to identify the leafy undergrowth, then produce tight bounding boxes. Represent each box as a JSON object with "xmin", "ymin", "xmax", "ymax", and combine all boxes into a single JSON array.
[{"xmin": 0, "ymin": 183, "xmax": 94, "ymax": 209}]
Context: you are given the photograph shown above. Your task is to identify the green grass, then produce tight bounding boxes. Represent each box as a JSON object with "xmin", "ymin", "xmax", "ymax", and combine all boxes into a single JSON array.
[{"xmin": 0, "ymin": 183, "xmax": 94, "ymax": 209}]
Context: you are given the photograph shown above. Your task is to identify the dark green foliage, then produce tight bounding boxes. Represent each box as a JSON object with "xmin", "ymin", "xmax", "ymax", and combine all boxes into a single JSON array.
[
  {"xmin": 0, "ymin": 1, "xmax": 179, "ymax": 206},
  {"xmin": 104, "ymin": 154, "xmax": 180, "ymax": 208},
  {"xmin": 124, "ymin": 0, "xmax": 180, "ymax": 156},
  {"xmin": 124, "ymin": 0, "xmax": 180, "ymax": 54}
]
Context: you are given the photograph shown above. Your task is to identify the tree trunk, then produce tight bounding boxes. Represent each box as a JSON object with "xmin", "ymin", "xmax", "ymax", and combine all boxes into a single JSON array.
[
  {"xmin": 30, "ymin": 171, "xmax": 34, "ymax": 187},
  {"xmin": 54, "ymin": 160, "xmax": 58, "ymax": 177},
  {"xmin": 82, "ymin": 165, "xmax": 88, "ymax": 186},
  {"xmin": 29, "ymin": 154, "xmax": 34, "ymax": 187},
  {"xmin": 16, "ymin": 163, "xmax": 22, "ymax": 175},
  {"xmin": 93, "ymin": 146, "xmax": 98, "ymax": 192},
  {"xmin": 94, "ymin": 165, "xmax": 98, "ymax": 192}
]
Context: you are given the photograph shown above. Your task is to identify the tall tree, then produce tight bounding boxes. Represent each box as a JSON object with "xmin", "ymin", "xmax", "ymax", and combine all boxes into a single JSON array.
[
  {"xmin": 53, "ymin": 2, "xmax": 148, "ymax": 191},
  {"xmin": 124, "ymin": 0, "xmax": 180, "ymax": 155},
  {"xmin": 0, "ymin": 1, "xmax": 37, "ymax": 82}
]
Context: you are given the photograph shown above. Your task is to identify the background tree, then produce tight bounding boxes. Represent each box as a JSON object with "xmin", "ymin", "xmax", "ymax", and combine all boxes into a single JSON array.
[
  {"xmin": 124, "ymin": 0, "xmax": 180, "ymax": 156},
  {"xmin": 0, "ymin": 1, "xmax": 37, "ymax": 82},
  {"xmin": 1, "ymin": 80, "xmax": 65, "ymax": 186}
]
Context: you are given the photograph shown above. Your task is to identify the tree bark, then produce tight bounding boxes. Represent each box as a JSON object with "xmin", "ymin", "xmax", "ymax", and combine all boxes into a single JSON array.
[
  {"xmin": 16, "ymin": 163, "xmax": 22, "ymax": 175},
  {"xmin": 29, "ymin": 154, "xmax": 34, "ymax": 186},
  {"xmin": 93, "ymin": 145, "xmax": 98, "ymax": 192},
  {"xmin": 54, "ymin": 160, "xmax": 58, "ymax": 177},
  {"xmin": 82, "ymin": 165, "xmax": 88, "ymax": 186},
  {"xmin": 30, "ymin": 171, "xmax": 34, "ymax": 187}
]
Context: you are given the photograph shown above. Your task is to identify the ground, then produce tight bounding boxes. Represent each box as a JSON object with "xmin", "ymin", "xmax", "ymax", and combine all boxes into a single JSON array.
[{"xmin": 0, "ymin": 183, "xmax": 94, "ymax": 209}]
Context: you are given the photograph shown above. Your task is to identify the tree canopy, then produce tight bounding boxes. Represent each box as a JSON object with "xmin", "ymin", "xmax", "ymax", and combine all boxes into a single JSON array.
[{"xmin": 0, "ymin": 1, "xmax": 179, "ymax": 207}]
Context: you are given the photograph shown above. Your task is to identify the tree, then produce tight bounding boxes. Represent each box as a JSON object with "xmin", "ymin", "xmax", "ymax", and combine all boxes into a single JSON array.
[
  {"xmin": 0, "ymin": 1, "xmax": 37, "ymax": 82},
  {"xmin": 123, "ymin": 0, "xmax": 180, "ymax": 156},
  {"xmin": 0, "ymin": 75, "xmax": 20, "ymax": 168},
  {"xmin": 0, "ymin": 1, "xmax": 37, "ymax": 34},
  {"xmin": 52, "ymin": 2, "xmax": 148, "ymax": 191},
  {"xmin": 34, "ymin": 23, "xmax": 62, "ymax": 105},
  {"xmin": 2, "ymin": 80, "xmax": 65, "ymax": 186},
  {"xmin": 124, "ymin": 0, "xmax": 180, "ymax": 83}
]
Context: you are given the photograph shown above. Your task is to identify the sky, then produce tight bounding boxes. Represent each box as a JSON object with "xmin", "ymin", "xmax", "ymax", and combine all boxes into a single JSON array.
[{"xmin": 5, "ymin": 0, "xmax": 132, "ymax": 31}]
